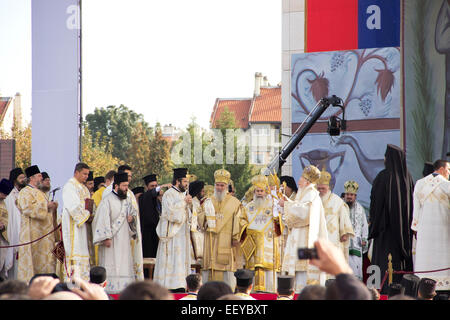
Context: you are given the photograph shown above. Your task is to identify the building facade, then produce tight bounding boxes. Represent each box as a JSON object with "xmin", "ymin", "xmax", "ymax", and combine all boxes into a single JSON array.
[{"xmin": 210, "ymin": 72, "xmax": 281, "ymax": 168}]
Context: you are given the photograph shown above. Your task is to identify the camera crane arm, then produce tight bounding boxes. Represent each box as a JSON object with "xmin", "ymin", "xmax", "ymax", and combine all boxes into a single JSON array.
[{"xmin": 264, "ymin": 95, "xmax": 344, "ymax": 175}]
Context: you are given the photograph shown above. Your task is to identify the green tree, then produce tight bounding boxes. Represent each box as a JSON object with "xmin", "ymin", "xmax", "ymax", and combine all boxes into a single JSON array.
[
  {"xmin": 85, "ymin": 105, "xmax": 151, "ymax": 161},
  {"xmin": 215, "ymin": 106, "xmax": 237, "ymax": 128},
  {"xmin": 81, "ymin": 126, "xmax": 120, "ymax": 177},
  {"xmin": 148, "ymin": 123, "xmax": 172, "ymax": 183},
  {"xmin": 13, "ymin": 123, "xmax": 32, "ymax": 169},
  {"xmin": 126, "ymin": 121, "xmax": 151, "ymax": 189},
  {"xmin": 172, "ymin": 114, "xmax": 256, "ymax": 199}
]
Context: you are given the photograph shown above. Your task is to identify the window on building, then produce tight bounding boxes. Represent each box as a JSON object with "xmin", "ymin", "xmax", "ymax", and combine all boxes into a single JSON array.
[
  {"xmin": 252, "ymin": 127, "xmax": 269, "ymax": 137},
  {"xmin": 251, "ymin": 151, "xmax": 264, "ymax": 164}
]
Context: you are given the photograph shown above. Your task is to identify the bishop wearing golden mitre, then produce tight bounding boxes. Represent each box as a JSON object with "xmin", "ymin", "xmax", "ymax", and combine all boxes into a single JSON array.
[
  {"xmin": 278, "ymin": 165, "xmax": 329, "ymax": 292},
  {"xmin": 316, "ymin": 168, "xmax": 354, "ymax": 264},
  {"xmin": 200, "ymin": 169, "xmax": 243, "ymax": 289},
  {"xmin": 239, "ymin": 174, "xmax": 283, "ymax": 292}
]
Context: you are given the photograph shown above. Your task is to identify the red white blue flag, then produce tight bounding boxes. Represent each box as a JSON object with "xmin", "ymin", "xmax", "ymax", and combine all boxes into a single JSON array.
[{"xmin": 306, "ymin": 0, "xmax": 400, "ymax": 52}]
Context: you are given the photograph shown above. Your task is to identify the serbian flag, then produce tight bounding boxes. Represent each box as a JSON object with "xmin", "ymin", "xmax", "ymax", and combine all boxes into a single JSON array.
[{"xmin": 306, "ymin": 0, "xmax": 400, "ymax": 52}]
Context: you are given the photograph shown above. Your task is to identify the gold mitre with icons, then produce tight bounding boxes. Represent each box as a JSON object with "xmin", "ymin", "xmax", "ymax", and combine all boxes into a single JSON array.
[
  {"xmin": 251, "ymin": 175, "xmax": 269, "ymax": 190},
  {"xmin": 301, "ymin": 165, "xmax": 321, "ymax": 184},
  {"xmin": 316, "ymin": 167, "xmax": 332, "ymax": 186},
  {"xmin": 204, "ymin": 184, "xmax": 215, "ymax": 198},
  {"xmin": 259, "ymin": 167, "xmax": 280, "ymax": 187},
  {"xmin": 344, "ymin": 180, "xmax": 359, "ymax": 194},
  {"xmin": 186, "ymin": 173, "xmax": 197, "ymax": 183},
  {"xmin": 214, "ymin": 168, "xmax": 231, "ymax": 184}
]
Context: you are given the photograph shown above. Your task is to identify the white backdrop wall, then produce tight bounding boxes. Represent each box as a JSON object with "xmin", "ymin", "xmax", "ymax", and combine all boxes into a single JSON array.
[{"xmin": 32, "ymin": 0, "xmax": 80, "ymax": 211}]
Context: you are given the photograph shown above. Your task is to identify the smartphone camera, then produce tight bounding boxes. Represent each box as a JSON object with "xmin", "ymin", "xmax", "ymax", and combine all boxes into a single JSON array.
[{"xmin": 297, "ymin": 247, "xmax": 319, "ymax": 260}]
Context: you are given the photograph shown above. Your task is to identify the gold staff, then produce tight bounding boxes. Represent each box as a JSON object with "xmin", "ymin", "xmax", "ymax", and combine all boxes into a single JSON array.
[{"xmin": 210, "ymin": 229, "xmax": 214, "ymax": 280}]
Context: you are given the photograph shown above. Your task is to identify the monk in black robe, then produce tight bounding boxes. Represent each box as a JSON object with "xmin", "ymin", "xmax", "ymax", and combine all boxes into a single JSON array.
[
  {"xmin": 368, "ymin": 144, "xmax": 414, "ymax": 293},
  {"xmin": 139, "ymin": 174, "xmax": 161, "ymax": 260}
]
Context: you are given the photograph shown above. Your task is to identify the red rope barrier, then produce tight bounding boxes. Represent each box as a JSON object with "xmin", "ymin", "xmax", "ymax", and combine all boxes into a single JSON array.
[
  {"xmin": 0, "ymin": 223, "xmax": 74, "ymax": 279},
  {"xmin": 379, "ymin": 271, "xmax": 389, "ymax": 293},
  {"xmin": 0, "ymin": 224, "xmax": 61, "ymax": 248},
  {"xmin": 392, "ymin": 268, "xmax": 450, "ymax": 274}
]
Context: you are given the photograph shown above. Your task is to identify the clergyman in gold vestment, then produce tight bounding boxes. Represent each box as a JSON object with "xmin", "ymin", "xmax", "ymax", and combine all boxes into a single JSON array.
[
  {"xmin": 17, "ymin": 165, "xmax": 57, "ymax": 283},
  {"xmin": 199, "ymin": 169, "xmax": 243, "ymax": 289}
]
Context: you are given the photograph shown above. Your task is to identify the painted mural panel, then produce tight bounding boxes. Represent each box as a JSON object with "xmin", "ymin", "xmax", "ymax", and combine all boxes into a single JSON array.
[
  {"xmin": 291, "ymin": 48, "xmax": 401, "ymax": 209},
  {"xmin": 292, "ymin": 48, "xmax": 400, "ymax": 123},
  {"xmin": 291, "ymin": 130, "xmax": 400, "ymax": 209}
]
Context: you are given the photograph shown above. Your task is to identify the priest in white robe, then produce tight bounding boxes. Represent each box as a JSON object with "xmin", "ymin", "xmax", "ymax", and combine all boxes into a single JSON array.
[
  {"xmin": 279, "ymin": 165, "xmax": 329, "ymax": 292},
  {"xmin": 125, "ymin": 187, "xmax": 144, "ymax": 283},
  {"xmin": 0, "ymin": 179, "xmax": 12, "ymax": 280},
  {"xmin": 61, "ymin": 163, "xmax": 93, "ymax": 282},
  {"xmin": 153, "ymin": 168, "xmax": 192, "ymax": 290},
  {"xmin": 316, "ymin": 168, "xmax": 354, "ymax": 263},
  {"xmin": 343, "ymin": 180, "xmax": 368, "ymax": 281},
  {"xmin": 104, "ymin": 164, "xmax": 144, "ymax": 280},
  {"xmin": 92, "ymin": 172, "xmax": 142, "ymax": 294},
  {"xmin": 412, "ymin": 160, "xmax": 450, "ymax": 290},
  {"xmin": 4, "ymin": 168, "xmax": 27, "ymax": 279}
]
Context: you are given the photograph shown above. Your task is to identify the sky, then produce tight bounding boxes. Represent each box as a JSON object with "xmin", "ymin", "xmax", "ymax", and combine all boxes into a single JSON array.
[
  {"xmin": 0, "ymin": 0, "xmax": 31, "ymax": 121},
  {"xmin": 0, "ymin": 0, "xmax": 281, "ymax": 130}
]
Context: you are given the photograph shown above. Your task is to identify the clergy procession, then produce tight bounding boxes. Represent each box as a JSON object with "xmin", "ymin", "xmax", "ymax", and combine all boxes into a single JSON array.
[{"xmin": 0, "ymin": 151, "xmax": 449, "ymax": 301}]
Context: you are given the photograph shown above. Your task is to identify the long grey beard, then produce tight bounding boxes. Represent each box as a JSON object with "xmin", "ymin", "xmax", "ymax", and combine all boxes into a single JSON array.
[
  {"xmin": 253, "ymin": 195, "xmax": 266, "ymax": 209},
  {"xmin": 214, "ymin": 189, "xmax": 226, "ymax": 202}
]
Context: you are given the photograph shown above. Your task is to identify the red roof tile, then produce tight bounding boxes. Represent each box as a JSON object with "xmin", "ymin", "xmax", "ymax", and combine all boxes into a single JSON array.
[
  {"xmin": 210, "ymin": 98, "xmax": 252, "ymax": 129},
  {"xmin": 0, "ymin": 97, "xmax": 12, "ymax": 123},
  {"xmin": 249, "ymin": 87, "xmax": 281, "ymax": 123}
]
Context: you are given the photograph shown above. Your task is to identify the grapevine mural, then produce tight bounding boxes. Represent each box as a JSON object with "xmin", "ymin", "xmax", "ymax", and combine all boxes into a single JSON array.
[{"xmin": 291, "ymin": 48, "xmax": 401, "ymax": 208}]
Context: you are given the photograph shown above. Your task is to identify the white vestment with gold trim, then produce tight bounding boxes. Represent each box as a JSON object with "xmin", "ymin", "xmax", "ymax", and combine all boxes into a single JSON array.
[
  {"xmin": 320, "ymin": 191, "xmax": 354, "ymax": 262},
  {"xmin": 93, "ymin": 191, "xmax": 141, "ymax": 294},
  {"xmin": 281, "ymin": 184, "xmax": 328, "ymax": 292},
  {"xmin": 61, "ymin": 178, "xmax": 91, "ymax": 281},
  {"xmin": 412, "ymin": 174, "xmax": 450, "ymax": 290},
  {"xmin": 153, "ymin": 187, "xmax": 192, "ymax": 290}
]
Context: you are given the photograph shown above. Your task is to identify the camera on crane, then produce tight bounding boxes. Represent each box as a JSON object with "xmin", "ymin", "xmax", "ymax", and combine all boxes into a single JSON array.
[
  {"xmin": 324, "ymin": 95, "xmax": 346, "ymax": 136},
  {"xmin": 327, "ymin": 115, "xmax": 346, "ymax": 136}
]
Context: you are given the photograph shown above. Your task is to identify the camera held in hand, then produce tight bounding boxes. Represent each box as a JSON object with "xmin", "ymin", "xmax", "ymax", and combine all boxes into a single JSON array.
[{"xmin": 297, "ymin": 247, "xmax": 319, "ymax": 260}]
